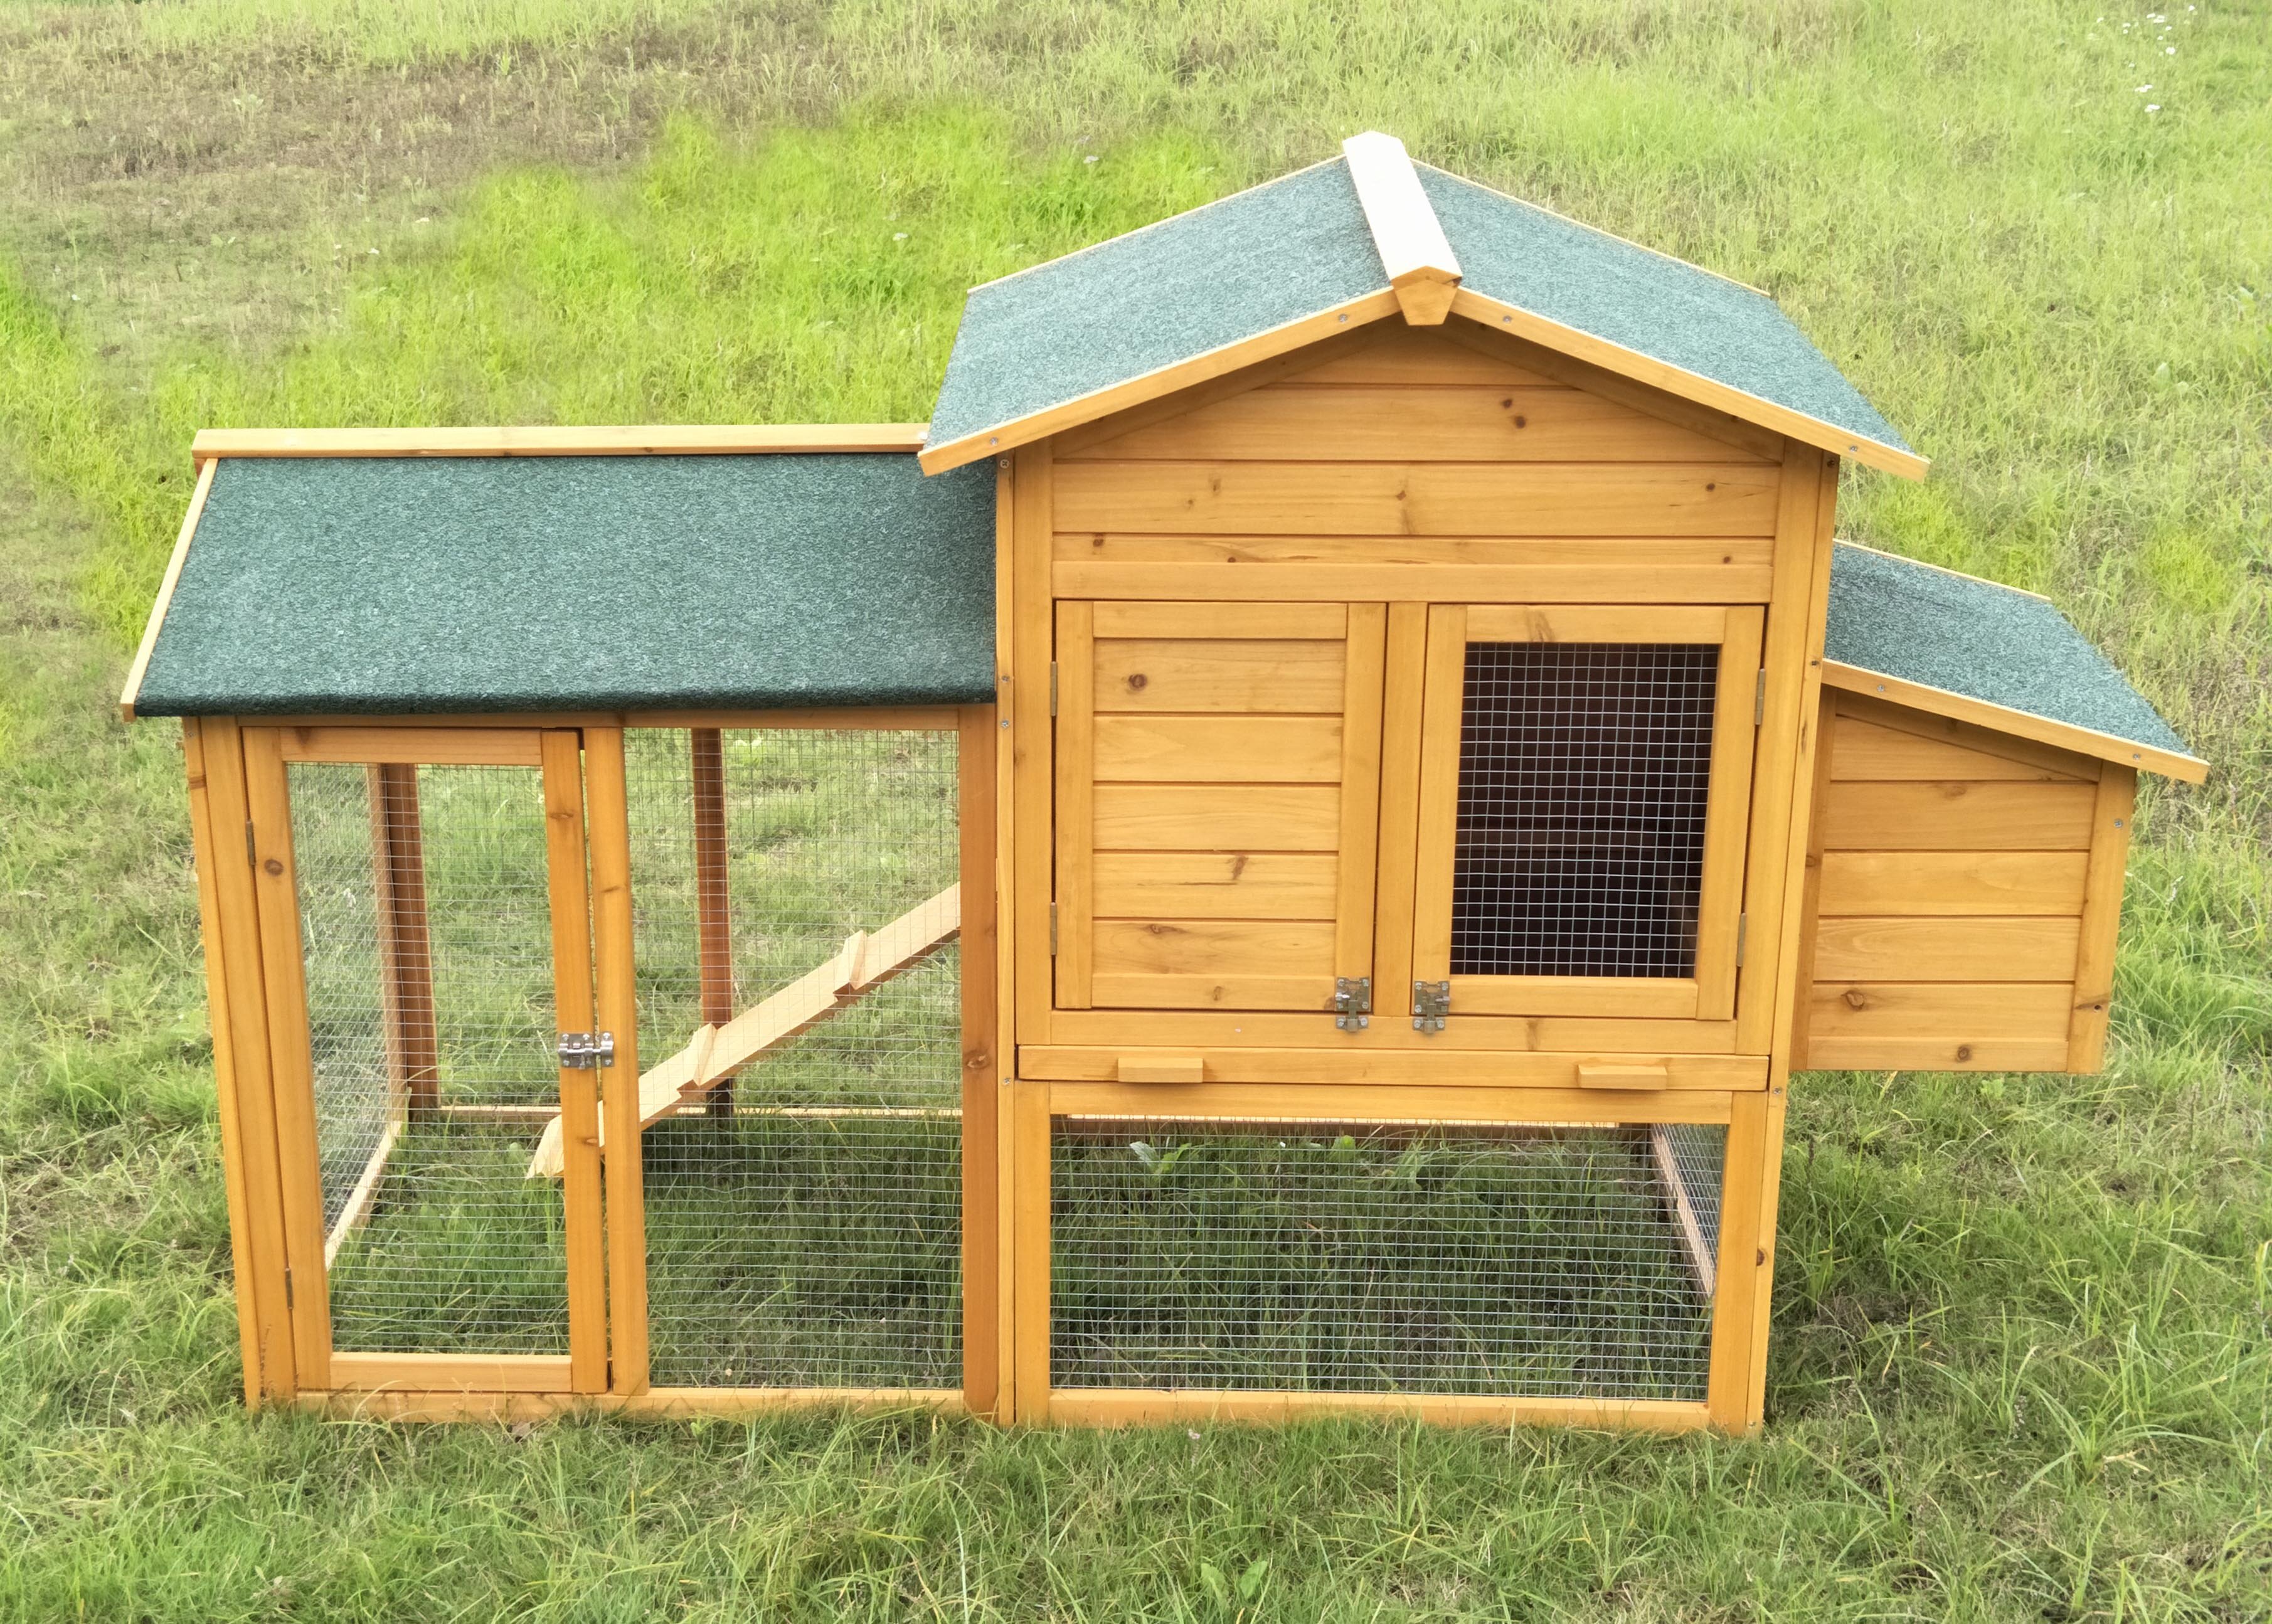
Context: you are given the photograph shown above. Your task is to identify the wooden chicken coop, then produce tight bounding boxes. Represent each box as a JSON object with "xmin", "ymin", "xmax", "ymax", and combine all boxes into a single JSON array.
[{"xmin": 124, "ymin": 134, "xmax": 2203, "ymax": 1433}]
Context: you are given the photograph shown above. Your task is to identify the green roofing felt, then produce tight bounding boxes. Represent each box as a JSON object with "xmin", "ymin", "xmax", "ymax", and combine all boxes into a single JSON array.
[
  {"xmin": 134, "ymin": 454, "xmax": 995, "ymax": 716},
  {"xmin": 1823, "ymin": 543, "xmax": 2190, "ymax": 759},
  {"xmin": 1416, "ymin": 167, "xmax": 1912, "ymax": 461},
  {"xmin": 923, "ymin": 148, "xmax": 1914, "ymax": 465},
  {"xmin": 925, "ymin": 157, "xmax": 1388, "ymax": 452}
]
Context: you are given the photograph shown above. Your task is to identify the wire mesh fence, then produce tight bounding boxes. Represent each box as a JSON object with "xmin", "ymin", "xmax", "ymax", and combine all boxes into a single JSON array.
[
  {"xmin": 1050, "ymin": 1117, "xmax": 1723, "ymax": 1401},
  {"xmin": 1453, "ymin": 642, "xmax": 1720, "ymax": 979},
  {"xmin": 289, "ymin": 760, "xmax": 570, "ymax": 1354},
  {"xmin": 625, "ymin": 727, "xmax": 964, "ymax": 1389}
]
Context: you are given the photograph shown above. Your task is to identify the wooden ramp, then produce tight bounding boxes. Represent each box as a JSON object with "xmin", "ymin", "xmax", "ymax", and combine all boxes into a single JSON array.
[{"xmin": 527, "ymin": 884, "xmax": 960, "ymax": 1178}]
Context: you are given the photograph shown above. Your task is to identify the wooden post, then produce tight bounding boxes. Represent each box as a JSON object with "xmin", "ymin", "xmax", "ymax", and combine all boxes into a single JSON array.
[
  {"xmin": 586, "ymin": 727, "xmax": 649, "ymax": 1394},
  {"xmin": 184, "ymin": 718, "xmax": 293, "ymax": 1404},
  {"xmin": 543, "ymin": 731, "xmax": 609, "ymax": 1394},
  {"xmin": 1009, "ymin": 1076, "xmax": 1052, "ymax": 1422},
  {"xmin": 689, "ymin": 728, "xmax": 736, "ymax": 1116},
  {"xmin": 1706, "ymin": 1091, "xmax": 1770, "ymax": 1433},
  {"xmin": 2066, "ymin": 767, "xmax": 2137, "ymax": 1073},
  {"xmin": 367, "ymin": 762, "xmax": 439, "ymax": 1118},
  {"xmin": 958, "ymin": 704, "xmax": 1002, "ymax": 1420}
]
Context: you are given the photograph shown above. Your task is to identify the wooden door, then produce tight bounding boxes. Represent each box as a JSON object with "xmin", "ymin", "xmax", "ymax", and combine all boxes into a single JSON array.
[
  {"xmin": 1055, "ymin": 601, "xmax": 1386, "ymax": 1016},
  {"xmin": 1407, "ymin": 605, "xmax": 1764, "ymax": 1022},
  {"xmin": 245, "ymin": 726, "xmax": 607, "ymax": 1395}
]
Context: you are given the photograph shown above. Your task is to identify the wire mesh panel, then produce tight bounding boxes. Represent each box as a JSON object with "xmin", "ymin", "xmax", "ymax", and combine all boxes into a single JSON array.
[
  {"xmin": 1453, "ymin": 643, "xmax": 1719, "ymax": 978},
  {"xmin": 626, "ymin": 728, "xmax": 963, "ymax": 1389},
  {"xmin": 1051, "ymin": 1117, "xmax": 1724, "ymax": 1401},
  {"xmin": 289, "ymin": 760, "xmax": 571, "ymax": 1355}
]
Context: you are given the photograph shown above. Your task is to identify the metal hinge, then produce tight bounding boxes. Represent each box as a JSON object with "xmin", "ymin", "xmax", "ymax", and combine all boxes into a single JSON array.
[
  {"xmin": 1049, "ymin": 662, "xmax": 1058, "ymax": 718},
  {"xmin": 1049, "ymin": 901, "xmax": 1058, "ymax": 957},
  {"xmin": 1754, "ymin": 670, "xmax": 1766, "ymax": 726},
  {"xmin": 1411, "ymin": 979, "xmax": 1451, "ymax": 1034},
  {"xmin": 557, "ymin": 1031, "xmax": 615, "ymax": 1069},
  {"xmin": 282, "ymin": 1266, "xmax": 294, "ymax": 1310},
  {"xmin": 245, "ymin": 819, "xmax": 257, "ymax": 868},
  {"xmin": 1735, "ymin": 913, "xmax": 1748, "ymax": 968},
  {"xmin": 1334, "ymin": 976, "xmax": 1371, "ymax": 1031}
]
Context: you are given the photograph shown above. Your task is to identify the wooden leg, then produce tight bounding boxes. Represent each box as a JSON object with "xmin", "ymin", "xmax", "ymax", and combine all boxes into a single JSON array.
[
  {"xmin": 1706, "ymin": 1092, "xmax": 1770, "ymax": 1433},
  {"xmin": 1009, "ymin": 1077, "xmax": 1051, "ymax": 1423},
  {"xmin": 958, "ymin": 706, "xmax": 1001, "ymax": 1421},
  {"xmin": 587, "ymin": 728, "xmax": 650, "ymax": 1395},
  {"xmin": 689, "ymin": 728, "xmax": 736, "ymax": 1117},
  {"xmin": 368, "ymin": 762, "xmax": 438, "ymax": 1118}
]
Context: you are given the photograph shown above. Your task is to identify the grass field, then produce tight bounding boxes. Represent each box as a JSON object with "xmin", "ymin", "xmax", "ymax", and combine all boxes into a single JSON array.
[{"xmin": 1, "ymin": 0, "xmax": 2267, "ymax": 1616}]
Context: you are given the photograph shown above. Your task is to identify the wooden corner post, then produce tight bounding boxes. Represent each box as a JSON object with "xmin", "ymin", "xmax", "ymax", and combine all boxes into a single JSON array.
[
  {"xmin": 958, "ymin": 704, "xmax": 1003, "ymax": 1420},
  {"xmin": 585, "ymin": 726, "xmax": 650, "ymax": 1394},
  {"xmin": 184, "ymin": 717, "xmax": 296, "ymax": 1404},
  {"xmin": 689, "ymin": 727, "xmax": 737, "ymax": 1115}
]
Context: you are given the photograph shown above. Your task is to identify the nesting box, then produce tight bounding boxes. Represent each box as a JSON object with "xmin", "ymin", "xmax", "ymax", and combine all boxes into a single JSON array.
[{"xmin": 125, "ymin": 134, "xmax": 2201, "ymax": 1431}]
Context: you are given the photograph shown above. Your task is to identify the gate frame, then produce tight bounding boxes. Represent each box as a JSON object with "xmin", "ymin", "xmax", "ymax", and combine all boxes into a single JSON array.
[{"xmin": 187, "ymin": 707, "xmax": 1001, "ymax": 1418}]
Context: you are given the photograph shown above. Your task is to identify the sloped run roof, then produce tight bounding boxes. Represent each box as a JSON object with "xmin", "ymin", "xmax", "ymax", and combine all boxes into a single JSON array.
[
  {"xmin": 923, "ymin": 150, "xmax": 1918, "ymax": 474},
  {"xmin": 1823, "ymin": 543, "xmax": 2197, "ymax": 773},
  {"xmin": 130, "ymin": 453, "xmax": 996, "ymax": 716}
]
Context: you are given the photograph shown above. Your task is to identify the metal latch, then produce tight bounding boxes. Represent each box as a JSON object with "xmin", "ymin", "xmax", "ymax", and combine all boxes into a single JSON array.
[
  {"xmin": 1411, "ymin": 980, "xmax": 1451, "ymax": 1034},
  {"xmin": 1334, "ymin": 976, "xmax": 1371, "ymax": 1031},
  {"xmin": 557, "ymin": 1031, "xmax": 615, "ymax": 1069}
]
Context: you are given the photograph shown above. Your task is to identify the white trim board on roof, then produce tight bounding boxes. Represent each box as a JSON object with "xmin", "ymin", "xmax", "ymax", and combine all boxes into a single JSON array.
[{"xmin": 1343, "ymin": 131, "xmax": 1461, "ymax": 325}]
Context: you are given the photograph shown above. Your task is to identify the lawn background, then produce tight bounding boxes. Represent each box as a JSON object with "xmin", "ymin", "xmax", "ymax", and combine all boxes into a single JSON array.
[{"xmin": 0, "ymin": 0, "xmax": 2266, "ymax": 1617}]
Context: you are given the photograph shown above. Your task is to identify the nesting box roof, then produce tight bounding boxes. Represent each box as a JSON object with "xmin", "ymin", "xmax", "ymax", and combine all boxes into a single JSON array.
[
  {"xmin": 1821, "ymin": 543, "xmax": 2202, "ymax": 780},
  {"xmin": 124, "ymin": 447, "xmax": 996, "ymax": 718},
  {"xmin": 921, "ymin": 137, "xmax": 1923, "ymax": 479}
]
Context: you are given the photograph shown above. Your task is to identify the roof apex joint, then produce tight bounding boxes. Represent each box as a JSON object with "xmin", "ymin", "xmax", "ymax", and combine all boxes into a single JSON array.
[{"xmin": 1342, "ymin": 132, "xmax": 1462, "ymax": 325}]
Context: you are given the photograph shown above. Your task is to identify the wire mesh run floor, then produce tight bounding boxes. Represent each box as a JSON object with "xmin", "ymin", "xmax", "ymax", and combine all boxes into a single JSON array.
[{"xmin": 1051, "ymin": 1119, "xmax": 1723, "ymax": 1402}]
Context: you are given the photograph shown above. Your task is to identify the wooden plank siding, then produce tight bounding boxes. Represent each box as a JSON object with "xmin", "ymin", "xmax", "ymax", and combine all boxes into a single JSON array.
[
  {"xmin": 1797, "ymin": 691, "xmax": 2120, "ymax": 1072},
  {"xmin": 1060, "ymin": 600, "xmax": 1383, "ymax": 1014}
]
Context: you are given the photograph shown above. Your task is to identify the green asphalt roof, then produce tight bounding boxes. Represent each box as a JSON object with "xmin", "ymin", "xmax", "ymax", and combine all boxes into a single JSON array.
[
  {"xmin": 1823, "ymin": 543, "xmax": 2190, "ymax": 760},
  {"xmin": 925, "ymin": 157, "xmax": 1388, "ymax": 454},
  {"xmin": 924, "ymin": 149, "xmax": 1913, "ymax": 465},
  {"xmin": 1415, "ymin": 166, "xmax": 1911, "ymax": 462},
  {"xmin": 132, "ymin": 454, "xmax": 996, "ymax": 716}
]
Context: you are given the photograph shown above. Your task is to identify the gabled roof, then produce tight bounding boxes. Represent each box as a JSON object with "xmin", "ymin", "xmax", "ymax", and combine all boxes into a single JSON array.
[
  {"xmin": 1822, "ymin": 542, "xmax": 2203, "ymax": 782},
  {"xmin": 920, "ymin": 133, "xmax": 1924, "ymax": 478},
  {"xmin": 124, "ymin": 442, "xmax": 995, "ymax": 718}
]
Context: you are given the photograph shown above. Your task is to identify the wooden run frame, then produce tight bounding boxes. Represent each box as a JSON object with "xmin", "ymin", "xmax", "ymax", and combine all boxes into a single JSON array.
[{"xmin": 186, "ymin": 706, "xmax": 1000, "ymax": 1417}]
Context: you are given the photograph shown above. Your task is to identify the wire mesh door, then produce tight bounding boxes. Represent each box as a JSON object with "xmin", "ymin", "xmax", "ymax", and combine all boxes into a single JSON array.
[
  {"xmin": 246, "ymin": 728, "xmax": 606, "ymax": 1393},
  {"xmin": 1410, "ymin": 605, "xmax": 1764, "ymax": 1022}
]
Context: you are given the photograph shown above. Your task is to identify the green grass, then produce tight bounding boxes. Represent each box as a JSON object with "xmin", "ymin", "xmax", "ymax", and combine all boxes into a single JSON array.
[{"xmin": 0, "ymin": 0, "xmax": 2268, "ymax": 1616}]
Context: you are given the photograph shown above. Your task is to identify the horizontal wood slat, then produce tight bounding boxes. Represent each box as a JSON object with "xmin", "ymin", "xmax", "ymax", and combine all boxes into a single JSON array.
[
  {"xmin": 1817, "ymin": 851, "xmax": 2089, "ymax": 916},
  {"xmin": 1091, "ymin": 602, "xmax": 1347, "ymax": 639},
  {"xmin": 1091, "ymin": 785, "xmax": 1343, "ymax": 851},
  {"xmin": 1819, "ymin": 780, "xmax": 2099, "ymax": 850},
  {"xmin": 1287, "ymin": 334, "xmax": 1563, "ymax": 388},
  {"xmin": 1805, "ymin": 981, "xmax": 2074, "ymax": 1071},
  {"xmin": 1092, "ymin": 918, "xmax": 1335, "ymax": 977},
  {"xmin": 1092, "ymin": 714, "xmax": 1343, "ymax": 783},
  {"xmin": 1089, "ymin": 974, "xmax": 1336, "ymax": 1011},
  {"xmin": 1054, "ymin": 462, "xmax": 1781, "ymax": 537},
  {"xmin": 1023, "ymin": 1046, "xmax": 1765, "ymax": 1090},
  {"xmin": 1810, "ymin": 916, "xmax": 2083, "ymax": 982},
  {"xmin": 1060, "ymin": 385, "xmax": 1773, "ymax": 464},
  {"xmin": 1092, "ymin": 639, "xmax": 1346, "ymax": 713},
  {"xmin": 1829, "ymin": 714, "xmax": 2094, "ymax": 783},
  {"xmin": 1093, "ymin": 852, "xmax": 1339, "ymax": 920}
]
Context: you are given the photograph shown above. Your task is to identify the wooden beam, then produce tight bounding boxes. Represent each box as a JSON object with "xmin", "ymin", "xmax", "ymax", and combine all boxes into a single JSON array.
[
  {"xmin": 119, "ymin": 457, "xmax": 217, "ymax": 721},
  {"xmin": 585, "ymin": 727, "xmax": 649, "ymax": 1395},
  {"xmin": 525, "ymin": 886, "xmax": 962, "ymax": 1176},
  {"xmin": 541, "ymin": 730, "xmax": 609, "ymax": 1396},
  {"xmin": 1342, "ymin": 131, "xmax": 1462, "ymax": 324},
  {"xmin": 2066, "ymin": 767, "xmax": 2137, "ymax": 1073},
  {"xmin": 367, "ymin": 763, "xmax": 438, "ymax": 1117},
  {"xmin": 1820, "ymin": 661, "xmax": 2206, "ymax": 783},
  {"xmin": 1647, "ymin": 1126, "xmax": 1717, "ymax": 1297},
  {"xmin": 1046, "ymin": 1389, "xmax": 1708, "ymax": 1432},
  {"xmin": 324, "ymin": 1352, "xmax": 572, "ymax": 1393},
  {"xmin": 191, "ymin": 425, "xmax": 928, "ymax": 462},
  {"xmin": 321, "ymin": 1116, "xmax": 400, "ymax": 1270},
  {"xmin": 1449, "ymin": 289, "xmax": 1930, "ymax": 480},
  {"xmin": 183, "ymin": 718, "xmax": 288, "ymax": 1404},
  {"xmin": 957, "ymin": 704, "xmax": 1002, "ymax": 1421},
  {"xmin": 689, "ymin": 728, "xmax": 736, "ymax": 1115}
]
